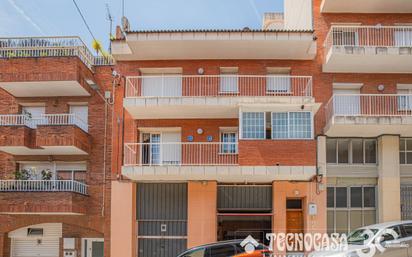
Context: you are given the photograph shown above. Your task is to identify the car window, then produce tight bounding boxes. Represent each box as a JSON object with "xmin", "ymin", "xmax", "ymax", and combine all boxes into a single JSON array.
[
  {"xmin": 206, "ymin": 244, "xmax": 236, "ymax": 257},
  {"xmin": 402, "ymin": 224, "xmax": 412, "ymax": 237},
  {"xmin": 181, "ymin": 248, "xmax": 206, "ymax": 257},
  {"xmin": 380, "ymin": 226, "xmax": 403, "ymax": 242}
]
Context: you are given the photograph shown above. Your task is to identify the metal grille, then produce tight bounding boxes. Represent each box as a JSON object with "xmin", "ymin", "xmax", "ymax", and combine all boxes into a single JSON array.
[
  {"xmin": 137, "ymin": 239, "xmax": 187, "ymax": 257},
  {"xmin": 217, "ymin": 185, "xmax": 272, "ymax": 212},
  {"xmin": 137, "ymin": 183, "xmax": 187, "ymax": 257},
  {"xmin": 401, "ymin": 185, "xmax": 412, "ymax": 220}
]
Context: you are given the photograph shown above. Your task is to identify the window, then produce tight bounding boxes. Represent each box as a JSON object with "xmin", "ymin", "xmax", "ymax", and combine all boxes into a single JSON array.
[
  {"xmin": 220, "ymin": 131, "xmax": 238, "ymax": 154},
  {"xmin": 271, "ymin": 112, "xmax": 288, "ymax": 139},
  {"xmin": 182, "ymin": 248, "xmax": 205, "ymax": 257},
  {"xmin": 266, "ymin": 67, "xmax": 291, "ymax": 94},
  {"xmin": 402, "ymin": 224, "xmax": 412, "ymax": 237},
  {"xmin": 220, "ymin": 67, "xmax": 238, "ymax": 94},
  {"xmin": 206, "ymin": 244, "xmax": 236, "ymax": 257},
  {"xmin": 241, "ymin": 112, "xmax": 265, "ymax": 139},
  {"xmin": 271, "ymin": 112, "xmax": 312, "ymax": 139},
  {"xmin": 400, "ymin": 138, "xmax": 412, "ymax": 164},
  {"xmin": 141, "ymin": 69, "xmax": 183, "ymax": 97},
  {"xmin": 27, "ymin": 228, "xmax": 43, "ymax": 236},
  {"xmin": 327, "ymin": 186, "xmax": 376, "ymax": 234},
  {"xmin": 397, "ymin": 89, "xmax": 412, "ymax": 111},
  {"xmin": 241, "ymin": 111, "xmax": 312, "ymax": 140},
  {"xmin": 327, "ymin": 138, "xmax": 377, "ymax": 164}
]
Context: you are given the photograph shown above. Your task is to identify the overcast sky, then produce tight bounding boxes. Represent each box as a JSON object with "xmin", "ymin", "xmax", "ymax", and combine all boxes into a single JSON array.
[{"xmin": 0, "ymin": 0, "xmax": 283, "ymax": 51}]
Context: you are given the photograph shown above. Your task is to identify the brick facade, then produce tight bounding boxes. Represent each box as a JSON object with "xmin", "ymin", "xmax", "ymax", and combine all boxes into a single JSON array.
[
  {"xmin": 0, "ymin": 57, "xmax": 113, "ymax": 257},
  {"xmin": 1, "ymin": 1, "xmax": 412, "ymax": 257}
]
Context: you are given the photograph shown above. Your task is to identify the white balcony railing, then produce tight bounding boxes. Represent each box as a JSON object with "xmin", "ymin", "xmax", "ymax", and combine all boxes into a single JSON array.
[
  {"xmin": 0, "ymin": 114, "xmax": 32, "ymax": 127},
  {"xmin": 0, "ymin": 180, "xmax": 88, "ymax": 195},
  {"xmin": 325, "ymin": 94, "xmax": 412, "ymax": 122},
  {"xmin": 124, "ymin": 142, "xmax": 239, "ymax": 166},
  {"xmin": 38, "ymin": 114, "xmax": 88, "ymax": 132},
  {"xmin": 0, "ymin": 113, "xmax": 88, "ymax": 132},
  {"xmin": 0, "ymin": 36, "xmax": 114, "ymax": 70},
  {"xmin": 125, "ymin": 75, "xmax": 313, "ymax": 98},
  {"xmin": 324, "ymin": 25, "xmax": 412, "ymax": 60}
]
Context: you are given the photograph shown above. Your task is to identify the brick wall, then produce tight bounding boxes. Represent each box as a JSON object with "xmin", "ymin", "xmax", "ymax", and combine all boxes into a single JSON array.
[{"xmin": 36, "ymin": 125, "xmax": 91, "ymax": 153}]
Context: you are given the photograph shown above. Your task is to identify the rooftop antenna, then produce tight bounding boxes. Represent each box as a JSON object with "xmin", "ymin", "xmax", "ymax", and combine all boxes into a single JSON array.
[{"xmin": 106, "ymin": 3, "xmax": 113, "ymax": 53}]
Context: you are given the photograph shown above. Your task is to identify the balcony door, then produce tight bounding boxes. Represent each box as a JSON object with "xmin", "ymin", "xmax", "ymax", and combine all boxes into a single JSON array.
[
  {"xmin": 141, "ymin": 132, "xmax": 181, "ymax": 165},
  {"xmin": 70, "ymin": 105, "xmax": 88, "ymax": 123},
  {"xmin": 141, "ymin": 73, "xmax": 182, "ymax": 97},
  {"xmin": 333, "ymin": 88, "xmax": 360, "ymax": 116},
  {"xmin": 22, "ymin": 106, "xmax": 45, "ymax": 127}
]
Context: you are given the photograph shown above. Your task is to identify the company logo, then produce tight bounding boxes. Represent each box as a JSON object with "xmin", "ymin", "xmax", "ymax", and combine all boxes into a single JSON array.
[{"xmin": 241, "ymin": 235, "xmax": 259, "ymax": 253}]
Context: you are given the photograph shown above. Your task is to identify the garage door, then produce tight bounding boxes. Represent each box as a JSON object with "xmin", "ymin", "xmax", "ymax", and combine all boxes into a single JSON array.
[
  {"xmin": 401, "ymin": 185, "xmax": 412, "ymax": 220},
  {"xmin": 137, "ymin": 183, "xmax": 187, "ymax": 257},
  {"xmin": 12, "ymin": 238, "xmax": 59, "ymax": 257}
]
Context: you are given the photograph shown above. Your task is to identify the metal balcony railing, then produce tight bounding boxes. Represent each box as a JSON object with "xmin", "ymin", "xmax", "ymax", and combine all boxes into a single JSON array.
[
  {"xmin": 124, "ymin": 142, "xmax": 239, "ymax": 166},
  {"xmin": 125, "ymin": 75, "xmax": 313, "ymax": 98},
  {"xmin": 325, "ymin": 94, "xmax": 412, "ymax": 122},
  {"xmin": 0, "ymin": 113, "xmax": 88, "ymax": 132},
  {"xmin": 0, "ymin": 180, "xmax": 88, "ymax": 195},
  {"xmin": 0, "ymin": 36, "xmax": 115, "ymax": 70},
  {"xmin": 324, "ymin": 25, "xmax": 412, "ymax": 61}
]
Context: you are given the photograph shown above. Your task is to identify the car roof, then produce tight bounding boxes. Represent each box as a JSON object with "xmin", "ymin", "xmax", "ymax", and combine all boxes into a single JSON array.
[
  {"xmin": 360, "ymin": 220, "xmax": 412, "ymax": 230},
  {"xmin": 179, "ymin": 239, "xmax": 248, "ymax": 254}
]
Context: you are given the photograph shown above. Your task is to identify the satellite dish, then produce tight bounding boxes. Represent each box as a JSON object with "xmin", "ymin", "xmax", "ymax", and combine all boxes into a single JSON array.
[{"xmin": 121, "ymin": 16, "xmax": 130, "ymax": 32}]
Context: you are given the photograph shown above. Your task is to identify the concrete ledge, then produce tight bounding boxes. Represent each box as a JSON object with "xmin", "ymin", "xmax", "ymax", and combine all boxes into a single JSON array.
[{"xmin": 121, "ymin": 165, "xmax": 316, "ymax": 182}]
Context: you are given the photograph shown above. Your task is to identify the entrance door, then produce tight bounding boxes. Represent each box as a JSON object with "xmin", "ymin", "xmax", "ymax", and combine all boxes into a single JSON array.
[
  {"xmin": 286, "ymin": 199, "xmax": 304, "ymax": 252},
  {"xmin": 83, "ymin": 239, "xmax": 104, "ymax": 257}
]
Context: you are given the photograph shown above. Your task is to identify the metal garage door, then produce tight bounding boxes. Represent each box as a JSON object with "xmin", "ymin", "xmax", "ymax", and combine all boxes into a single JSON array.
[
  {"xmin": 137, "ymin": 183, "xmax": 187, "ymax": 257},
  {"xmin": 401, "ymin": 185, "xmax": 412, "ymax": 220},
  {"xmin": 11, "ymin": 238, "xmax": 59, "ymax": 257},
  {"xmin": 217, "ymin": 184, "xmax": 272, "ymax": 212}
]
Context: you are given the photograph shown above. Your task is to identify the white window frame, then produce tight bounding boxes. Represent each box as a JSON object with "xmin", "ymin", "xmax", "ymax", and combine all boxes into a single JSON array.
[
  {"xmin": 239, "ymin": 112, "xmax": 266, "ymax": 140},
  {"xmin": 219, "ymin": 67, "xmax": 239, "ymax": 94},
  {"xmin": 327, "ymin": 138, "xmax": 378, "ymax": 165},
  {"xmin": 327, "ymin": 186, "xmax": 377, "ymax": 234},
  {"xmin": 400, "ymin": 138, "xmax": 412, "ymax": 165},
  {"xmin": 219, "ymin": 129, "xmax": 238, "ymax": 154},
  {"xmin": 271, "ymin": 111, "xmax": 313, "ymax": 140},
  {"xmin": 397, "ymin": 88, "xmax": 412, "ymax": 111}
]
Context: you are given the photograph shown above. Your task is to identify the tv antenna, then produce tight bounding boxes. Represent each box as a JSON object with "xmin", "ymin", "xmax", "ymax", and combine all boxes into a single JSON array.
[{"xmin": 106, "ymin": 3, "xmax": 113, "ymax": 53}]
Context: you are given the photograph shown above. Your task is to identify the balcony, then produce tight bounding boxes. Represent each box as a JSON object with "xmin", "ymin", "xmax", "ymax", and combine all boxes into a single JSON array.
[
  {"xmin": 321, "ymin": 0, "xmax": 412, "ymax": 13},
  {"xmin": 122, "ymin": 142, "xmax": 316, "ymax": 182},
  {"xmin": 124, "ymin": 75, "xmax": 317, "ymax": 119},
  {"xmin": 0, "ymin": 180, "xmax": 88, "ymax": 214},
  {"xmin": 0, "ymin": 113, "xmax": 91, "ymax": 155},
  {"xmin": 0, "ymin": 37, "xmax": 114, "ymax": 97},
  {"xmin": 0, "ymin": 36, "xmax": 114, "ymax": 69},
  {"xmin": 323, "ymin": 26, "xmax": 412, "ymax": 73},
  {"xmin": 324, "ymin": 94, "xmax": 412, "ymax": 137},
  {"xmin": 112, "ymin": 29, "xmax": 316, "ymax": 60}
]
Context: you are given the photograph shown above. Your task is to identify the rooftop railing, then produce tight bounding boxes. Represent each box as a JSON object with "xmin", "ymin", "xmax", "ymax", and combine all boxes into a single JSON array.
[
  {"xmin": 325, "ymin": 94, "xmax": 412, "ymax": 122},
  {"xmin": 0, "ymin": 36, "xmax": 115, "ymax": 70},
  {"xmin": 125, "ymin": 75, "xmax": 313, "ymax": 98},
  {"xmin": 0, "ymin": 180, "xmax": 88, "ymax": 195},
  {"xmin": 124, "ymin": 142, "xmax": 239, "ymax": 166},
  {"xmin": 324, "ymin": 25, "xmax": 412, "ymax": 61}
]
